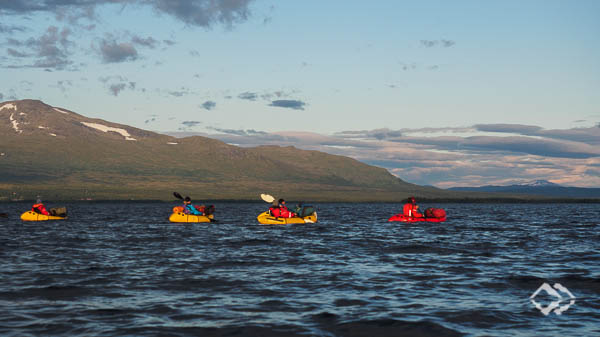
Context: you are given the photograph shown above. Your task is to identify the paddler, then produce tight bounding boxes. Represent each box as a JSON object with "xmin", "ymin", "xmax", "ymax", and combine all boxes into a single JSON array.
[
  {"xmin": 403, "ymin": 197, "xmax": 423, "ymax": 218},
  {"xmin": 182, "ymin": 197, "xmax": 205, "ymax": 215},
  {"xmin": 269, "ymin": 198, "xmax": 297, "ymax": 218},
  {"xmin": 32, "ymin": 198, "xmax": 50, "ymax": 215}
]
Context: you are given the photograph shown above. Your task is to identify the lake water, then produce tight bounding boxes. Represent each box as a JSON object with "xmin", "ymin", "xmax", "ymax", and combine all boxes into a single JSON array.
[{"xmin": 1, "ymin": 202, "xmax": 599, "ymax": 336}]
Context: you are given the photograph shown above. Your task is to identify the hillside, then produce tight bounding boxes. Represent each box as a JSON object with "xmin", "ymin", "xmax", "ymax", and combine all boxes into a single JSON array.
[
  {"xmin": 1, "ymin": 99, "xmax": 466, "ymax": 201},
  {"xmin": 449, "ymin": 180, "xmax": 600, "ymax": 198}
]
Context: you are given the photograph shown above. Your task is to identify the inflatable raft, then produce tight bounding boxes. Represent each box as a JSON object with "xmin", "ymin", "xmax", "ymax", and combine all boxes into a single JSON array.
[
  {"xmin": 389, "ymin": 207, "xmax": 446, "ymax": 223},
  {"xmin": 21, "ymin": 211, "xmax": 67, "ymax": 221},
  {"xmin": 388, "ymin": 214, "xmax": 446, "ymax": 223},
  {"xmin": 256, "ymin": 211, "xmax": 317, "ymax": 225},
  {"xmin": 169, "ymin": 212, "xmax": 215, "ymax": 223}
]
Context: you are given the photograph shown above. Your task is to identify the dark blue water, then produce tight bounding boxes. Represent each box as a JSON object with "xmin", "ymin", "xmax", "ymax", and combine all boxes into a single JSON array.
[{"xmin": 1, "ymin": 202, "xmax": 599, "ymax": 336}]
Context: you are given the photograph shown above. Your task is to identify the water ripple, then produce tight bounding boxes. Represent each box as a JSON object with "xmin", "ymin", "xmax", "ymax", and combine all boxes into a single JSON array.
[{"xmin": 0, "ymin": 202, "xmax": 599, "ymax": 336}]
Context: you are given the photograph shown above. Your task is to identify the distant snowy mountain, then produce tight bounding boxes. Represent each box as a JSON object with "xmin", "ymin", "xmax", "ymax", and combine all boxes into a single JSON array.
[
  {"xmin": 517, "ymin": 180, "xmax": 560, "ymax": 187},
  {"xmin": 449, "ymin": 180, "xmax": 600, "ymax": 198}
]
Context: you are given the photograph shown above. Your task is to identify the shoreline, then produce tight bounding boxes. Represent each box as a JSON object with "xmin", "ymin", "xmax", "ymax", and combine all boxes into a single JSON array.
[{"xmin": 2, "ymin": 198, "xmax": 599, "ymax": 204}]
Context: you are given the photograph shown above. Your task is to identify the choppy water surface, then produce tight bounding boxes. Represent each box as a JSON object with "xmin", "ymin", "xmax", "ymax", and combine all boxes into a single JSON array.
[{"xmin": 1, "ymin": 202, "xmax": 599, "ymax": 336}]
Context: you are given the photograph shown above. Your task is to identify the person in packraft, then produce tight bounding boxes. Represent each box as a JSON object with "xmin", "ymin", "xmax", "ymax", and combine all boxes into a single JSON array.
[
  {"xmin": 269, "ymin": 198, "xmax": 296, "ymax": 218},
  {"xmin": 403, "ymin": 196, "xmax": 422, "ymax": 218},
  {"xmin": 32, "ymin": 198, "xmax": 50, "ymax": 215},
  {"xmin": 182, "ymin": 197, "xmax": 205, "ymax": 215}
]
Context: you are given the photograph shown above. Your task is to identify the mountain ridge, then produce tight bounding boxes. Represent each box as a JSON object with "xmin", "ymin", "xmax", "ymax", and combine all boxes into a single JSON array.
[
  {"xmin": 1, "ymin": 99, "xmax": 462, "ymax": 201},
  {"xmin": 448, "ymin": 180, "xmax": 600, "ymax": 198},
  {"xmin": 5, "ymin": 99, "xmax": 595, "ymax": 201},
  {"xmin": 515, "ymin": 180, "xmax": 560, "ymax": 187}
]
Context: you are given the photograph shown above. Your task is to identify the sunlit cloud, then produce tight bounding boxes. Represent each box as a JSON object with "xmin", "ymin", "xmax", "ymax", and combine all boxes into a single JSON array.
[{"xmin": 170, "ymin": 124, "xmax": 600, "ymax": 188}]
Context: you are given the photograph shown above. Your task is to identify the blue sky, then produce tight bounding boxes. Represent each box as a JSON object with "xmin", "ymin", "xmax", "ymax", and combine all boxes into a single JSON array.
[{"xmin": 1, "ymin": 1, "xmax": 599, "ymax": 187}]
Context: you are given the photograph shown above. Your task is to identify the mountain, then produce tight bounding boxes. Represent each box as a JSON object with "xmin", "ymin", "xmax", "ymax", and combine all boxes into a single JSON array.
[
  {"xmin": 1, "ymin": 99, "xmax": 462, "ymax": 201},
  {"xmin": 516, "ymin": 180, "xmax": 560, "ymax": 187},
  {"xmin": 449, "ymin": 180, "xmax": 600, "ymax": 198}
]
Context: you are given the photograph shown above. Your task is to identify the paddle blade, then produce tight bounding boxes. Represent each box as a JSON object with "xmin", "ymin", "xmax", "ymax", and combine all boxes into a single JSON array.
[
  {"xmin": 260, "ymin": 194, "xmax": 275, "ymax": 203},
  {"xmin": 173, "ymin": 192, "xmax": 183, "ymax": 200}
]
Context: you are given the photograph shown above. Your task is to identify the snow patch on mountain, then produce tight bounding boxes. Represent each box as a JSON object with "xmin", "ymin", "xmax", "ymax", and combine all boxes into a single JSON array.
[
  {"xmin": 81, "ymin": 122, "xmax": 137, "ymax": 141},
  {"xmin": 9, "ymin": 113, "xmax": 22, "ymax": 134},
  {"xmin": 49, "ymin": 133, "xmax": 57, "ymax": 137},
  {"xmin": 38, "ymin": 126, "xmax": 48, "ymax": 129},
  {"xmin": 0, "ymin": 103, "xmax": 17, "ymax": 112},
  {"xmin": 53, "ymin": 108, "xmax": 69, "ymax": 114},
  {"xmin": 167, "ymin": 142, "xmax": 178, "ymax": 145},
  {"xmin": 518, "ymin": 180, "xmax": 560, "ymax": 187}
]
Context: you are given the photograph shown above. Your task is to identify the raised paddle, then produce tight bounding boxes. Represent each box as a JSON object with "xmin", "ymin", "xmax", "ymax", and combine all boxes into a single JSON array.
[
  {"xmin": 261, "ymin": 194, "xmax": 275, "ymax": 203},
  {"xmin": 174, "ymin": 192, "xmax": 193, "ymax": 202}
]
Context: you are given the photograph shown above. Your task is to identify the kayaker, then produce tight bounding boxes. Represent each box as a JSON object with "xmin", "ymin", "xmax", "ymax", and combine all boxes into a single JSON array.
[
  {"xmin": 403, "ymin": 197, "xmax": 422, "ymax": 218},
  {"xmin": 270, "ymin": 198, "xmax": 297, "ymax": 218},
  {"xmin": 32, "ymin": 199, "xmax": 50, "ymax": 215},
  {"xmin": 182, "ymin": 197, "xmax": 205, "ymax": 215}
]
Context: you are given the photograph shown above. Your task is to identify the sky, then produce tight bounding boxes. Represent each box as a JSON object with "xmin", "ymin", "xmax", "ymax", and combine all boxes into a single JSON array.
[{"xmin": 1, "ymin": 0, "xmax": 599, "ymax": 187}]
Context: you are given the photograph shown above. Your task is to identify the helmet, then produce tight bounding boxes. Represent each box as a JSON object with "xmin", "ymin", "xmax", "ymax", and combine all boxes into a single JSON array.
[{"xmin": 408, "ymin": 197, "xmax": 416, "ymax": 204}]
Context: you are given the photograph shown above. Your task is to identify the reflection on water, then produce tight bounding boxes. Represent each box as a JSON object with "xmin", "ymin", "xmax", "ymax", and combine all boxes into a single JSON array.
[{"xmin": 1, "ymin": 202, "xmax": 599, "ymax": 336}]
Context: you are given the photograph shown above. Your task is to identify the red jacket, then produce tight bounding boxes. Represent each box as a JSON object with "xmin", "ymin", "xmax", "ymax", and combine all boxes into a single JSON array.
[
  {"xmin": 270, "ymin": 205, "xmax": 295, "ymax": 218},
  {"xmin": 403, "ymin": 203, "xmax": 422, "ymax": 218},
  {"xmin": 32, "ymin": 203, "xmax": 50, "ymax": 215}
]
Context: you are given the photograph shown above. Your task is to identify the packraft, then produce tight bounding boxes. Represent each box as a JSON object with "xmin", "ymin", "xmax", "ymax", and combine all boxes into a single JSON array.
[
  {"xmin": 21, "ymin": 211, "xmax": 67, "ymax": 221},
  {"xmin": 388, "ymin": 207, "xmax": 446, "ymax": 222},
  {"xmin": 258, "ymin": 205, "xmax": 317, "ymax": 225}
]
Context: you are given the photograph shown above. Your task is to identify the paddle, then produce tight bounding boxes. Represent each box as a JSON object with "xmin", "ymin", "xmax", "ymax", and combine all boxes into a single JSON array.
[
  {"xmin": 173, "ymin": 192, "xmax": 217, "ymax": 222},
  {"xmin": 261, "ymin": 194, "xmax": 275, "ymax": 203}
]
